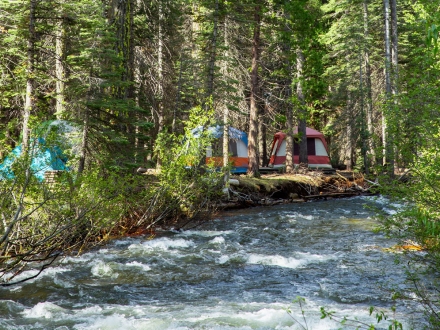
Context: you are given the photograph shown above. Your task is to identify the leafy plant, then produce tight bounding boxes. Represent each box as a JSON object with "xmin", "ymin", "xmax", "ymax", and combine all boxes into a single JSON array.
[{"xmin": 286, "ymin": 297, "xmax": 403, "ymax": 330}]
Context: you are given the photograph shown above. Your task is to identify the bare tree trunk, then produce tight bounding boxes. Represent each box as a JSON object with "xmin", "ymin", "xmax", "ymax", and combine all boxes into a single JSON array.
[
  {"xmin": 22, "ymin": 0, "xmax": 37, "ymax": 152},
  {"xmin": 383, "ymin": 0, "xmax": 394, "ymax": 176},
  {"xmin": 205, "ymin": 0, "xmax": 219, "ymax": 102},
  {"xmin": 345, "ymin": 93, "xmax": 353, "ymax": 171},
  {"xmin": 173, "ymin": 56, "xmax": 183, "ymax": 133},
  {"xmin": 296, "ymin": 47, "xmax": 308, "ymax": 166},
  {"xmin": 77, "ymin": 108, "xmax": 88, "ymax": 175},
  {"xmin": 156, "ymin": 0, "xmax": 164, "ymax": 168},
  {"xmin": 391, "ymin": 0, "xmax": 398, "ymax": 95},
  {"xmin": 223, "ymin": 118, "xmax": 229, "ymax": 187},
  {"xmin": 55, "ymin": 6, "xmax": 66, "ymax": 119},
  {"xmin": 359, "ymin": 51, "xmax": 369, "ymax": 175},
  {"xmin": 390, "ymin": 0, "xmax": 399, "ymax": 170},
  {"xmin": 222, "ymin": 17, "xmax": 230, "ymax": 187},
  {"xmin": 247, "ymin": 2, "xmax": 261, "ymax": 177},
  {"xmin": 258, "ymin": 111, "xmax": 266, "ymax": 167},
  {"xmin": 363, "ymin": 0, "xmax": 375, "ymax": 165},
  {"xmin": 283, "ymin": 8, "xmax": 294, "ymax": 173},
  {"xmin": 285, "ymin": 89, "xmax": 294, "ymax": 172}
]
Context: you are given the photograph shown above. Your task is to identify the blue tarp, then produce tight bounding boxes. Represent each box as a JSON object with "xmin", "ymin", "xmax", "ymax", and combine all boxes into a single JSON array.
[{"xmin": 0, "ymin": 136, "xmax": 71, "ymax": 182}]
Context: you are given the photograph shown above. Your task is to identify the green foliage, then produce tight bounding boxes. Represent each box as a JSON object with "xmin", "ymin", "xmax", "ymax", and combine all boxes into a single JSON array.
[
  {"xmin": 0, "ymin": 157, "xmax": 134, "ymax": 285},
  {"xmin": 285, "ymin": 296, "xmax": 403, "ymax": 330},
  {"xmin": 149, "ymin": 105, "xmax": 225, "ymax": 224},
  {"xmin": 378, "ymin": 120, "xmax": 440, "ymax": 326}
]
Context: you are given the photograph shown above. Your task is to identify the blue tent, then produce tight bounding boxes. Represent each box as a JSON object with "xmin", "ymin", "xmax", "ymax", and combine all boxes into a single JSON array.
[
  {"xmin": 0, "ymin": 120, "xmax": 80, "ymax": 182},
  {"xmin": 190, "ymin": 125, "xmax": 249, "ymax": 174},
  {"xmin": 0, "ymin": 137, "xmax": 69, "ymax": 182},
  {"xmin": 191, "ymin": 125, "xmax": 248, "ymax": 146}
]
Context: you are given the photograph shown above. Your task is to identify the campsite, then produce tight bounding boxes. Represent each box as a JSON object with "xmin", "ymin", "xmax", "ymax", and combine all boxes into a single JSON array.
[{"xmin": 1, "ymin": 0, "xmax": 440, "ymax": 328}]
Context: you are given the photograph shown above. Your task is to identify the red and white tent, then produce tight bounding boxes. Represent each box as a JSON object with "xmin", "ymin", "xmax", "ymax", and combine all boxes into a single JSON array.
[{"xmin": 268, "ymin": 127, "xmax": 332, "ymax": 169}]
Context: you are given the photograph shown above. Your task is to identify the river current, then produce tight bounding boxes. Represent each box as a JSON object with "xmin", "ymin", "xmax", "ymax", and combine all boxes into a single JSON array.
[{"xmin": 0, "ymin": 196, "xmax": 425, "ymax": 329}]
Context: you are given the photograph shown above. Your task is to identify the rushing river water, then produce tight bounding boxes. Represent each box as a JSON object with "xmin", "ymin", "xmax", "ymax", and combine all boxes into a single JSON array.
[{"xmin": 0, "ymin": 196, "xmax": 425, "ymax": 329}]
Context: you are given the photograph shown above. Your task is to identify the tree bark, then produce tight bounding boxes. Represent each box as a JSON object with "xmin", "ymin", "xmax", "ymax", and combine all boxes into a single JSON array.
[
  {"xmin": 283, "ymin": 6, "xmax": 294, "ymax": 173},
  {"xmin": 77, "ymin": 108, "xmax": 88, "ymax": 175},
  {"xmin": 296, "ymin": 47, "xmax": 308, "ymax": 166},
  {"xmin": 345, "ymin": 93, "xmax": 353, "ymax": 171},
  {"xmin": 383, "ymin": 0, "xmax": 394, "ymax": 176},
  {"xmin": 359, "ymin": 51, "xmax": 369, "ymax": 175},
  {"xmin": 156, "ymin": 0, "xmax": 165, "ymax": 168},
  {"xmin": 390, "ymin": 0, "xmax": 398, "ymax": 170},
  {"xmin": 222, "ymin": 17, "xmax": 230, "ymax": 187},
  {"xmin": 247, "ymin": 2, "xmax": 261, "ymax": 177},
  {"xmin": 391, "ymin": 0, "xmax": 398, "ymax": 96},
  {"xmin": 363, "ymin": 0, "xmax": 375, "ymax": 165},
  {"xmin": 55, "ymin": 1, "xmax": 66, "ymax": 119},
  {"xmin": 205, "ymin": 0, "xmax": 219, "ymax": 103},
  {"xmin": 258, "ymin": 109, "xmax": 266, "ymax": 167},
  {"xmin": 22, "ymin": 0, "xmax": 37, "ymax": 152}
]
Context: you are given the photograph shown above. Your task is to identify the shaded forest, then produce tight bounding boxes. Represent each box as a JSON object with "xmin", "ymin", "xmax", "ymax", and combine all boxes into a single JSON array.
[
  {"xmin": 1, "ymin": 0, "xmax": 438, "ymax": 174},
  {"xmin": 2, "ymin": 2, "xmax": 440, "ymax": 325}
]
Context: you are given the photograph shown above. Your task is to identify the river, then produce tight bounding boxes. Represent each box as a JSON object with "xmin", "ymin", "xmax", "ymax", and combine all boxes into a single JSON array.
[{"xmin": 0, "ymin": 196, "xmax": 425, "ymax": 329}]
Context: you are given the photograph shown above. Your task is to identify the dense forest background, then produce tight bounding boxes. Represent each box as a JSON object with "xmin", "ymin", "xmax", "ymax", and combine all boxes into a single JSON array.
[
  {"xmin": 1, "ymin": 0, "xmax": 438, "ymax": 175},
  {"xmin": 2, "ymin": 1, "xmax": 440, "ymax": 324}
]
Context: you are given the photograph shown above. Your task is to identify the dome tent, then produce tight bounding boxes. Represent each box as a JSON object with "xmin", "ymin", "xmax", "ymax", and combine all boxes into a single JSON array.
[
  {"xmin": 0, "ymin": 120, "xmax": 81, "ymax": 181},
  {"xmin": 268, "ymin": 127, "xmax": 332, "ymax": 169},
  {"xmin": 190, "ymin": 125, "xmax": 249, "ymax": 174}
]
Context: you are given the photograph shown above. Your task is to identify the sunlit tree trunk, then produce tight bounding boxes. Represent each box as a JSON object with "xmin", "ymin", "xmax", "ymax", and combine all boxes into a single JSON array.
[
  {"xmin": 77, "ymin": 109, "xmax": 88, "ymax": 175},
  {"xmin": 22, "ymin": 0, "xmax": 37, "ymax": 152},
  {"xmin": 156, "ymin": 0, "xmax": 164, "ymax": 168},
  {"xmin": 222, "ymin": 17, "xmax": 230, "ymax": 187},
  {"xmin": 345, "ymin": 93, "xmax": 354, "ymax": 171},
  {"xmin": 258, "ymin": 110, "xmax": 266, "ymax": 167},
  {"xmin": 55, "ymin": 2, "xmax": 66, "ymax": 119},
  {"xmin": 247, "ymin": 2, "xmax": 261, "ymax": 177}
]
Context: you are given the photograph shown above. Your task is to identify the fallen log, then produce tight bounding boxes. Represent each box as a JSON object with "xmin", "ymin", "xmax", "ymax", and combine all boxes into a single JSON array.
[{"xmin": 303, "ymin": 192, "xmax": 360, "ymax": 200}]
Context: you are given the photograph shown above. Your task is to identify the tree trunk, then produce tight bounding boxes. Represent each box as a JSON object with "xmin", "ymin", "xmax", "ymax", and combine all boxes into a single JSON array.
[
  {"xmin": 247, "ymin": 2, "xmax": 261, "ymax": 177},
  {"xmin": 156, "ymin": 0, "xmax": 164, "ymax": 168},
  {"xmin": 222, "ymin": 17, "xmax": 230, "ymax": 186},
  {"xmin": 390, "ymin": 0, "xmax": 399, "ymax": 170},
  {"xmin": 296, "ymin": 47, "xmax": 308, "ymax": 166},
  {"xmin": 205, "ymin": 0, "xmax": 219, "ymax": 103},
  {"xmin": 391, "ymin": 0, "xmax": 398, "ymax": 96},
  {"xmin": 363, "ymin": 0, "xmax": 375, "ymax": 165},
  {"xmin": 22, "ymin": 0, "xmax": 37, "ymax": 152},
  {"xmin": 345, "ymin": 93, "xmax": 353, "ymax": 171},
  {"xmin": 258, "ymin": 111, "xmax": 266, "ymax": 167},
  {"xmin": 283, "ymin": 7, "xmax": 294, "ymax": 173},
  {"xmin": 359, "ymin": 51, "xmax": 369, "ymax": 175},
  {"xmin": 285, "ymin": 88, "xmax": 294, "ymax": 172},
  {"xmin": 77, "ymin": 108, "xmax": 88, "ymax": 175},
  {"xmin": 55, "ymin": 5, "xmax": 66, "ymax": 119},
  {"xmin": 383, "ymin": 0, "xmax": 394, "ymax": 176}
]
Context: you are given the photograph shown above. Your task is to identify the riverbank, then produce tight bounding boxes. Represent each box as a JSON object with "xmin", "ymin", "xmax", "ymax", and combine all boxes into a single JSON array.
[
  {"xmin": 220, "ymin": 170, "xmax": 373, "ymax": 210},
  {"xmin": 134, "ymin": 170, "xmax": 374, "ymax": 234}
]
